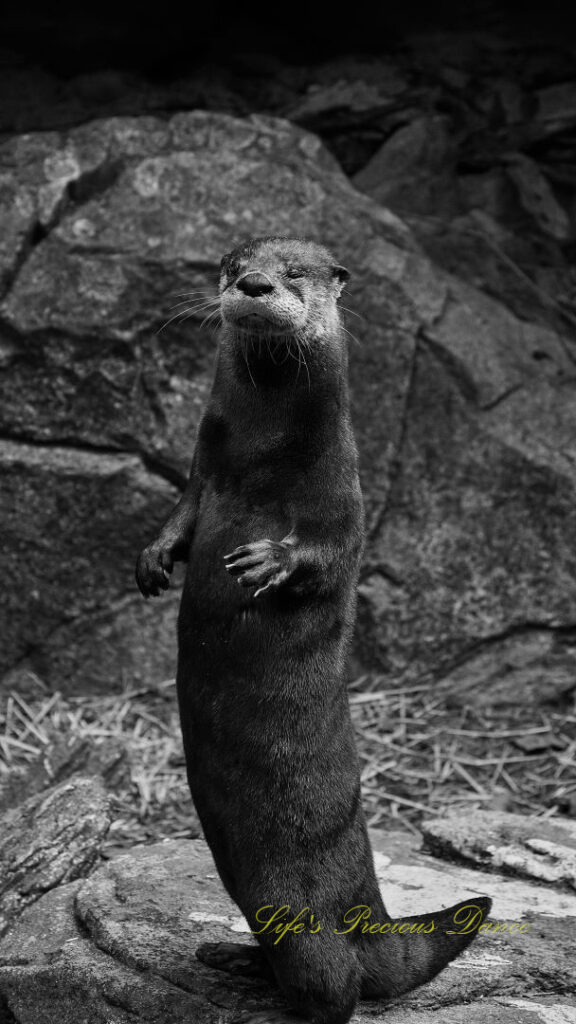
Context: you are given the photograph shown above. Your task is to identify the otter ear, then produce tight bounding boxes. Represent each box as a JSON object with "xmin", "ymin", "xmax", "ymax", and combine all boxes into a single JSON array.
[{"xmin": 333, "ymin": 264, "xmax": 350, "ymax": 296}]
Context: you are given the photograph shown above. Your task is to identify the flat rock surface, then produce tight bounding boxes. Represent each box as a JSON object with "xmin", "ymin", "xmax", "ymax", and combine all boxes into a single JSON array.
[
  {"xmin": 0, "ymin": 832, "xmax": 573, "ymax": 1022},
  {"xmin": 421, "ymin": 810, "xmax": 576, "ymax": 889}
]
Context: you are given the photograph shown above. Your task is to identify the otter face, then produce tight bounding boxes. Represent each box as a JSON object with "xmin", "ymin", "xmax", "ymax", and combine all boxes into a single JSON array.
[{"xmin": 219, "ymin": 236, "xmax": 349, "ymax": 341}]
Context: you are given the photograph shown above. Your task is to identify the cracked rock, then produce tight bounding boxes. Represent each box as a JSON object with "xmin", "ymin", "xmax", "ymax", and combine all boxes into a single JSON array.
[{"xmin": 0, "ymin": 774, "xmax": 110, "ymax": 936}]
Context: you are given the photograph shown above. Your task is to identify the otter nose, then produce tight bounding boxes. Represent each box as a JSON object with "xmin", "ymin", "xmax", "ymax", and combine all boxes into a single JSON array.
[{"xmin": 236, "ymin": 272, "xmax": 274, "ymax": 297}]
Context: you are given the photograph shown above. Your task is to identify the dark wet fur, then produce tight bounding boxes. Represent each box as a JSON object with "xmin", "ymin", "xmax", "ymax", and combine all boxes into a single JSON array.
[{"xmin": 136, "ymin": 237, "xmax": 492, "ymax": 1023}]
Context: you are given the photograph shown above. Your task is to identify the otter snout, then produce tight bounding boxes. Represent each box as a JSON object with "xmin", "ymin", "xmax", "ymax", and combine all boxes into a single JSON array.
[
  {"xmin": 219, "ymin": 237, "xmax": 346, "ymax": 338},
  {"xmin": 236, "ymin": 272, "xmax": 274, "ymax": 297}
]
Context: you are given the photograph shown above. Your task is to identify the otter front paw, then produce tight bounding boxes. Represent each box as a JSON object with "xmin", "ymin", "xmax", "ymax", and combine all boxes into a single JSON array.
[
  {"xmin": 135, "ymin": 541, "xmax": 174, "ymax": 598},
  {"xmin": 224, "ymin": 539, "xmax": 292, "ymax": 597}
]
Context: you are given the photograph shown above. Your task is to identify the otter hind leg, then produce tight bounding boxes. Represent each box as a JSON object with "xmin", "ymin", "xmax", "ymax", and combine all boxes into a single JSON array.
[
  {"xmin": 196, "ymin": 942, "xmax": 274, "ymax": 981},
  {"xmin": 223, "ymin": 940, "xmax": 361, "ymax": 1024},
  {"xmin": 267, "ymin": 936, "xmax": 361, "ymax": 1024},
  {"xmin": 360, "ymin": 894, "xmax": 492, "ymax": 999}
]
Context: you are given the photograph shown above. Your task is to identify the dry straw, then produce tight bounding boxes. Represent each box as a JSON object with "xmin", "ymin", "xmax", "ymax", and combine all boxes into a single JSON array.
[{"xmin": 1, "ymin": 677, "xmax": 574, "ymax": 852}]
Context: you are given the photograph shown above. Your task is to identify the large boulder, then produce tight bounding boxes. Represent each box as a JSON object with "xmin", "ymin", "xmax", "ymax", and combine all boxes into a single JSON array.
[
  {"xmin": 1, "ymin": 110, "xmax": 576, "ymax": 696},
  {"xmin": 0, "ymin": 828, "xmax": 574, "ymax": 1023}
]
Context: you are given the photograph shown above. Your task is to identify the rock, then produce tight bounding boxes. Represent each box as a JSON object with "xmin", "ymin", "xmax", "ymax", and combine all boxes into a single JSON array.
[
  {"xmin": 357, "ymin": 281, "xmax": 576, "ymax": 684},
  {"xmin": 47, "ymin": 735, "xmax": 130, "ymax": 791},
  {"xmin": 286, "ymin": 56, "xmax": 409, "ymax": 130},
  {"xmin": 353, "ymin": 115, "xmax": 461, "ymax": 219},
  {"xmin": 0, "ymin": 832, "xmax": 574, "ymax": 1022},
  {"xmin": 0, "ymin": 735, "xmax": 130, "ymax": 814},
  {"xmin": 421, "ymin": 811, "xmax": 576, "ymax": 889},
  {"xmin": 2, "ymin": 109, "xmax": 576, "ymax": 696},
  {"xmin": 290, "ymin": 76, "xmax": 402, "ymax": 122},
  {"xmin": 432, "ymin": 628, "xmax": 576, "ymax": 707},
  {"xmin": 0, "ymin": 775, "xmax": 110, "ymax": 936},
  {"xmin": 459, "ymin": 169, "xmax": 516, "ymax": 223},
  {"xmin": 0, "ymin": 439, "xmax": 179, "ymax": 692},
  {"xmin": 492, "ymin": 78, "xmax": 526, "ymax": 125},
  {"xmin": 405, "ymin": 208, "xmax": 569, "ymax": 331},
  {"xmin": 504, "ymin": 153, "xmax": 571, "ymax": 241},
  {"xmin": 512, "ymin": 732, "xmax": 566, "ymax": 753},
  {"xmin": 536, "ymin": 83, "xmax": 576, "ymax": 135},
  {"xmin": 20, "ymin": 582, "xmax": 181, "ymax": 697}
]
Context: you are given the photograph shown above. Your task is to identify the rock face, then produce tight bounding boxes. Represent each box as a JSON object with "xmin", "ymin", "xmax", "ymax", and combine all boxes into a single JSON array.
[
  {"xmin": 0, "ymin": 827, "xmax": 574, "ymax": 1023},
  {"xmin": 1, "ymin": 105, "xmax": 576, "ymax": 697},
  {"xmin": 0, "ymin": 775, "xmax": 110, "ymax": 936},
  {"xmin": 0, "ymin": 440, "xmax": 180, "ymax": 690}
]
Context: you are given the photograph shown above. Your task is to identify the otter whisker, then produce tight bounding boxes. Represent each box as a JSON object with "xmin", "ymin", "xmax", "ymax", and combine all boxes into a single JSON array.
[
  {"xmin": 287, "ymin": 340, "xmax": 304, "ymax": 378},
  {"xmin": 266, "ymin": 336, "xmax": 281, "ymax": 365},
  {"xmin": 157, "ymin": 300, "xmax": 223, "ymax": 334},
  {"xmin": 297, "ymin": 350, "xmax": 304, "ymax": 384},
  {"xmin": 277, "ymin": 341, "xmax": 293, "ymax": 366},
  {"xmin": 199, "ymin": 309, "xmax": 222, "ymax": 330},
  {"xmin": 339, "ymin": 304, "xmax": 364, "ymax": 322},
  {"xmin": 178, "ymin": 306, "xmax": 221, "ymax": 328},
  {"xmin": 341, "ymin": 325, "xmax": 361, "ymax": 348},
  {"xmin": 171, "ymin": 291, "xmax": 218, "ymax": 299},
  {"xmin": 294, "ymin": 336, "xmax": 311, "ymax": 391},
  {"xmin": 167, "ymin": 297, "xmax": 220, "ymax": 312},
  {"xmin": 241, "ymin": 339, "xmax": 257, "ymax": 389},
  {"xmin": 177, "ymin": 299, "xmax": 221, "ymax": 313}
]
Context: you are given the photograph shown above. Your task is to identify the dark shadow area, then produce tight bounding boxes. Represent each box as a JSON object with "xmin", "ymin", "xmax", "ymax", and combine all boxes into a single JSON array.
[{"xmin": 3, "ymin": 2, "xmax": 576, "ymax": 74}]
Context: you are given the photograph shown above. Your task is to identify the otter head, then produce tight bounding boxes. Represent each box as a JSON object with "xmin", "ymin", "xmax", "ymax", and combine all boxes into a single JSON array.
[{"xmin": 219, "ymin": 236, "xmax": 349, "ymax": 342}]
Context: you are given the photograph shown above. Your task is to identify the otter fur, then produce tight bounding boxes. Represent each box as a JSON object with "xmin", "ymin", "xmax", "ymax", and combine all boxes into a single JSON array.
[{"xmin": 136, "ymin": 236, "xmax": 491, "ymax": 1024}]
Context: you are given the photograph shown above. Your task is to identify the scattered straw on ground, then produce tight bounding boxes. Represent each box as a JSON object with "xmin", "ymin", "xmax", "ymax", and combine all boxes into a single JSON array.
[
  {"xmin": 349, "ymin": 677, "xmax": 576, "ymax": 836},
  {"xmin": 0, "ymin": 680, "xmax": 195, "ymax": 854},
  {"xmin": 0, "ymin": 678, "xmax": 575, "ymax": 852}
]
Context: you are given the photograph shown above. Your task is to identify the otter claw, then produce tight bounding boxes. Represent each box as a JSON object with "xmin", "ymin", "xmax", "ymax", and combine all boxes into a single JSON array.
[
  {"xmin": 136, "ymin": 542, "xmax": 174, "ymax": 598},
  {"xmin": 253, "ymin": 581, "xmax": 275, "ymax": 598},
  {"xmin": 224, "ymin": 545, "xmax": 252, "ymax": 562},
  {"xmin": 223, "ymin": 540, "xmax": 291, "ymax": 594}
]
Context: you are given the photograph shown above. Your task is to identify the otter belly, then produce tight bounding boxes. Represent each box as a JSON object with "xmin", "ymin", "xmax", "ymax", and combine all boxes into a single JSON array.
[
  {"xmin": 177, "ymin": 623, "xmax": 372, "ymax": 922},
  {"xmin": 175, "ymin": 491, "xmax": 360, "ymax": 911},
  {"xmin": 181, "ymin": 486, "xmax": 290, "ymax": 616}
]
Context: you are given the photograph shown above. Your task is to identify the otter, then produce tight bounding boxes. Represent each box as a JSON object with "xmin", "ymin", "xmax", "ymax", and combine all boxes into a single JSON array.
[{"xmin": 136, "ymin": 236, "xmax": 491, "ymax": 1024}]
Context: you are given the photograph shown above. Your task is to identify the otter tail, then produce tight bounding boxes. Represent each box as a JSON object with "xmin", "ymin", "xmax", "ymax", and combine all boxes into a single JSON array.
[{"xmin": 360, "ymin": 895, "xmax": 492, "ymax": 999}]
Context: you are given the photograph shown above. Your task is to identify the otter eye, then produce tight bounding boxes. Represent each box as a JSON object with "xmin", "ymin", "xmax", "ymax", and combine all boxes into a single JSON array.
[
  {"xmin": 221, "ymin": 255, "xmax": 240, "ymax": 278},
  {"xmin": 286, "ymin": 266, "xmax": 305, "ymax": 279}
]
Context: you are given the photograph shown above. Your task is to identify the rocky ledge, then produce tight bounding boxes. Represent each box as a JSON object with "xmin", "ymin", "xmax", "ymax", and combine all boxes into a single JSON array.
[{"xmin": 0, "ymin": 814, "xmax": 574, "ymax": 1023}]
